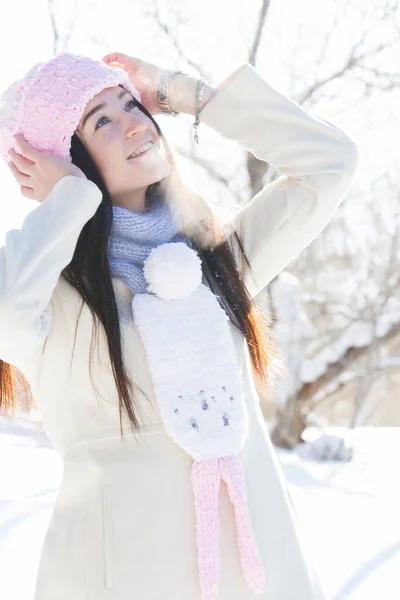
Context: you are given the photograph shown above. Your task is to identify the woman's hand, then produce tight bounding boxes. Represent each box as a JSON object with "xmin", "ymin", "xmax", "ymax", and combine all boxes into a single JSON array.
[
  {"xmin": 101, "ymin": 53, "xmax": 167, "ymax": 116},
  {"xmin": 101, "ymin": 52, "xmax": 216, "ymax": 116},
  {"xmin": 7, "ymin": 134, "xmax": 87, "ymax": 203}
]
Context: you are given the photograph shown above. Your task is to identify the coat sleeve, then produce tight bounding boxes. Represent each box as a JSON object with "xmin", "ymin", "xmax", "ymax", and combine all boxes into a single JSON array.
[
  {"xmin": 0, "ymin": 175, "xmax": 102, "ymax": 384},
  {"xmin": 198, "ymin": 63, "xmax": 359, "ymax": 299}
]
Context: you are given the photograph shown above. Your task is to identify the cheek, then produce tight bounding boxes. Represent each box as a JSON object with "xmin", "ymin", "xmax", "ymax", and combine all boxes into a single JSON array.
[{"xmin": 93, "ymin": 137, "xmax": 122, "ymax": 167}]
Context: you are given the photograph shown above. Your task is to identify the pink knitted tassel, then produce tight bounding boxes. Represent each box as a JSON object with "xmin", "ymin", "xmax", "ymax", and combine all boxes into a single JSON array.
[
  {"xmin": 219, "ymin": 456, "xmax": 266, "ymax": 594},
  {"xmin": 191, "ymin": 456, "xmax": 265, "ymax": 600},
  {"xmin": 191, "ymin": 458, "xmax": 221, "ymax": 600}
]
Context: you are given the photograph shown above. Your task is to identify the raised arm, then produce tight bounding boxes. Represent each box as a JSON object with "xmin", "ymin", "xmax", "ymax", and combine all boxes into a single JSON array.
[
  {"xmin": 196, "ymin": 63, "xmax": 359, "ymax": 298},
  {"xmin": 0, "ymin": 175, "xmax": 102, "ymax": 384}
]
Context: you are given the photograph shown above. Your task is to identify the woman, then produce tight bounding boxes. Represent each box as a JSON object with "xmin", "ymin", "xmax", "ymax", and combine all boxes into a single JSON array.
[{"xmin": 0, "ymin": 51, "xmax": 358, "ymax": 600}]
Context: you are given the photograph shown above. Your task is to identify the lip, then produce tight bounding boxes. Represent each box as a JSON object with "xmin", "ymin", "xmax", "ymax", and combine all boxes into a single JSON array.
[{"xmin": 127, "ymin": 140, "xmax": 158, "ymax": 160}]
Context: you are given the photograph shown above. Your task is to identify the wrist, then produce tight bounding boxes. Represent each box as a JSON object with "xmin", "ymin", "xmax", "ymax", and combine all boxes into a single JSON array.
[{"xmin": 168, "ymin": 73, "xmax": 217, "ymax": 116}]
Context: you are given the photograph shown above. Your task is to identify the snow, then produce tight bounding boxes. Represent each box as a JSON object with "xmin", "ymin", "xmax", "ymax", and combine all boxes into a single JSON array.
[
  {"xmin": 295, "ymin": 432, "xmax": 354, "ymax": 461},
  {"xmin": 280, "ymin": 426, "xmax": 400, "ymax": 600},
  {"xmin": 0, "ymin": 415, "xmax": 399, "ymax": 600}
]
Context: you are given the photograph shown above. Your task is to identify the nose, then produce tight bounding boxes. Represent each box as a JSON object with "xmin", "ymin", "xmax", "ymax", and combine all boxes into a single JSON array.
[{"xmin": 123, "ymin": 111, "xmax": 148, "ymax": 139}]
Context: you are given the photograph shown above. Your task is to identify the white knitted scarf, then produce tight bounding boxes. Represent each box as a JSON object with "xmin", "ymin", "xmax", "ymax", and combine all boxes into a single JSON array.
[{"xmin": 108, "ymin": 195, "xmax": 266, "ymax": 600}]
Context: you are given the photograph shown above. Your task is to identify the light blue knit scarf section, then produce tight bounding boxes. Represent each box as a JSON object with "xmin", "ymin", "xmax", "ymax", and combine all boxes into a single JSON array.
[{"xmin": 107, "ymin": 195, "xmax": 193, "ymax": 294}]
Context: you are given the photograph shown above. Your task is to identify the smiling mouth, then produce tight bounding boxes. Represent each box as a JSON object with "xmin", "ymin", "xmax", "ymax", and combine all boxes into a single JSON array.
[{"xmin": 127, "ymin": 141, "xmax": 159, "ymax": 160}]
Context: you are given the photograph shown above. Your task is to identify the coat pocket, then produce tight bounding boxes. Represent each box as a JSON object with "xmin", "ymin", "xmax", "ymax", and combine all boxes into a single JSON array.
[{"xmin": 101, "ymin": 482, "xmax": 115, "ymax": 589}]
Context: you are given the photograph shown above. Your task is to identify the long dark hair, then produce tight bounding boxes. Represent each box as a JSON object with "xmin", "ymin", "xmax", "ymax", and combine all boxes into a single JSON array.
[{"xmin": 0, "ymin": 91, "xmax": 277, "ymax": 434}]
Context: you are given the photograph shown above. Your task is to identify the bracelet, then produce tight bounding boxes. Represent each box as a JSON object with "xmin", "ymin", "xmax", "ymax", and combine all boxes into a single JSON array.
[
  {"xmin": 193, "ymin": 78, "xmax": 205, "ymax": 145},
  {"xmin": 157, "ymin": 70, "xmax": 206, "ymax": 144},
  {"xmin": 157, "ymin": 70, "xmax": 189, "ymax": 117}
]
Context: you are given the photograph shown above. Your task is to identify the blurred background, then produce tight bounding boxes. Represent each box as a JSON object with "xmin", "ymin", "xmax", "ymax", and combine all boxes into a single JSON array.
[{"xmin": 0, "ymin": 0, "xmax": 399, "ymax": 599}]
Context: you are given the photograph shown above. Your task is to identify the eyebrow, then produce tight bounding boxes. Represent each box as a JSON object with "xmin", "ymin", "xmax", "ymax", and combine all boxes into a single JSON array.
[{"xmin": 81, "ymin": 88, "xmax": 132, "ymax": 130}]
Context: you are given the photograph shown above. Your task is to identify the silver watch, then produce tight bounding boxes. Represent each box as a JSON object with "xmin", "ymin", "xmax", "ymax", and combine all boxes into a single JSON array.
[{"xmin": 157, "ymin": 70, "xmax": 189, "ymax": 116}]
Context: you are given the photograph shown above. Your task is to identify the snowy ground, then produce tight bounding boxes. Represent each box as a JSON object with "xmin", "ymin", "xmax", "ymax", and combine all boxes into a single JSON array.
[{"xmin": 0, "ymin": 414, "xmax": 399, "ymax": 600}]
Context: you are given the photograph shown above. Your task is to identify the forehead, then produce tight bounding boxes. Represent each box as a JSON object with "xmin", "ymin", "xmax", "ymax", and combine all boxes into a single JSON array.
[{"xmin": 82, "ymin": 85, "xmax": 124, "ymax": 116}]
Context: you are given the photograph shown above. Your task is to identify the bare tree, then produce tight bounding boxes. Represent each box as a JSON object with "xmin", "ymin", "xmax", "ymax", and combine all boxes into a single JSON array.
[
  {"xmin": 270, "ymin": 183, "xmax": 400, "ymax": 447},
  {"xmin": 144, "ymin": 0, "xmax": 400, "ymax": 448}
]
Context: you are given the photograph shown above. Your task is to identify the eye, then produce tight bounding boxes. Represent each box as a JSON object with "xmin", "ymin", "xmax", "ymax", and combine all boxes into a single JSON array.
[{"xmin": 95, "ymin": 99, "xmax": 138, "ymax": 130}]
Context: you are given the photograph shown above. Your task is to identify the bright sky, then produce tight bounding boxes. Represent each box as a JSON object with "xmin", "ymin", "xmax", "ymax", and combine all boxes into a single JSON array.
[{"xmin": 0, "ymin": 0, "xmax": 398, "ymax": 243}]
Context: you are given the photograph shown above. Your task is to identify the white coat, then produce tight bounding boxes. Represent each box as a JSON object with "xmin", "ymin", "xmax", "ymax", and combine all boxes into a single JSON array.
[{"xmin": 0, "ymin": 63, "xmax": 358, "ymax": 600}]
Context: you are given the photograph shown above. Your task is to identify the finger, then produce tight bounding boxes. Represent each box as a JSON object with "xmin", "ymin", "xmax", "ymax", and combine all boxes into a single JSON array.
[
  {"xmin": 20, "ymin": 186, "xmax": 35, "ymax": 200},
  {"xmin": 102, "ymin": 52, "xmax": 123, "ymax": 65},
  {"xmin": 14, "ymin": 134, "xmax": 37, "ymax": 161},
  {"xmin": 107, "ymin": 63, "xmax": 125, "ymax": 71},
  {"xmin": 8, "ymin": 157, "xmax": 33, "ymax": 184},
  {"xmin": 103, "ymin": 52, "xmax": 132, "ymax": 68},
  {"xmin": 9, "ymin": 146, "xmax": 35, "ymax": 169}
]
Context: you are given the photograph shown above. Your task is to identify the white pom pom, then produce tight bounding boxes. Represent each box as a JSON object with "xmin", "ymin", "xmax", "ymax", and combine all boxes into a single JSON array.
[{"xmin": 143, "ymin": 242, "xmax": 202, "ymax": 300}]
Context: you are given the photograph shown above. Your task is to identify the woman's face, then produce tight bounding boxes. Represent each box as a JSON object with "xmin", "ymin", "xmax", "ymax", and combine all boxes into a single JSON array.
[{"xmin": 76, "ymin": 85, "xmax": 170, "ymax": 211}]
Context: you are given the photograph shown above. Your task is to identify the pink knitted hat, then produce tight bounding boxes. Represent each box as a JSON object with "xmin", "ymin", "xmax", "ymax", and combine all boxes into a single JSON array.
[{"xmin": 0, "ymin": 51, "xmax": 141, "ymax": 165}]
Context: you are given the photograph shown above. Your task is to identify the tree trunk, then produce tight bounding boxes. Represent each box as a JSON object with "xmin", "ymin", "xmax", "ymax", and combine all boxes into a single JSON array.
[{"xmin": 269, "ymin": 395, "xmax": 308, "ymax": 449}]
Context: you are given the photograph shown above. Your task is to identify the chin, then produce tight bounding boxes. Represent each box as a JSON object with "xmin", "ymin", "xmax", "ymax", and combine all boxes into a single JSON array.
[{"xmin": 149, "ymin": 160, "xmax": 171, "ymax": 183}]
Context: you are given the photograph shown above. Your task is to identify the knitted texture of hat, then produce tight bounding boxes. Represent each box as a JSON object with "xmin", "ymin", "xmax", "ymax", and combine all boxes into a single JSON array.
[{"xmin": 0, "ymin": 51, "xmax": 141, "ymax": 165}]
